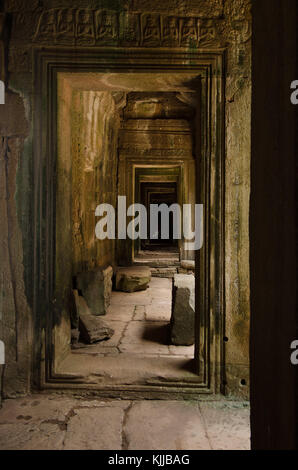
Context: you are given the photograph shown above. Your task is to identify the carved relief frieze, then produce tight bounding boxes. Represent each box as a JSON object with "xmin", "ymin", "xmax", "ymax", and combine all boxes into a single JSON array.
[
  {"xmin": 76, "ymin": 9, "xmax": 95, "ymax": 45},
  {"xmin": 141, "ymin": 13, "xmax": 161, "ymax": 46},
  {"xmin": 180, "ymin": 17, "xmax": 199, "ymax": 46},
  {"xmin": 161, "ymin": 16, "xmax": 179, "ymax": 47},
  {"xmin": 95, "ymin": 10, "xmax": 118, "ymax": 42},
  {"xmin": 32, "ymin": 9, "xmax": 224, "ymax": 48},
  {"xmin": 56, "ymin": 9, "xmax": 76, "ymax": 45},
  {"xmin": 5, "ymin": 0, "xmax": 40, "ymax": 12},
  {"xmin": 120, "ymin": 12, "xmax": 141, "ymax": 46}
]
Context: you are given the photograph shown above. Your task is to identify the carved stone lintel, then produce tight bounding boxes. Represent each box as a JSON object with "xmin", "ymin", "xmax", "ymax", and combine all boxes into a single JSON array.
[
  {"xmin": 5, "ymin": 0, "xmax": 39, "ymax": 12},
  {"xmin": 31, "ymin": 9, "xmax": 226, "ymax": 48}
]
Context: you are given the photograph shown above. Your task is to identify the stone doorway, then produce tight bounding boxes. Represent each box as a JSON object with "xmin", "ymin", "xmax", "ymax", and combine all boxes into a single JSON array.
[
  {"xmin": 140, "ymin": 181, "xmax": 178, "ymax": 250},
  {"xmin": 33, "ymin": 49, "xmax": 226, "ymax": 398},
  {"xmin": 55, "ymin": 72, "xmax": 198, "ymax": 388}
]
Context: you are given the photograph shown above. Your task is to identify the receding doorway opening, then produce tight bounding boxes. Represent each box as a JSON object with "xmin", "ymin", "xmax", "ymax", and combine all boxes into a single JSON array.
[{"xmin": 33, "ymin": 49, "xmax": 226, "ymax": 398}]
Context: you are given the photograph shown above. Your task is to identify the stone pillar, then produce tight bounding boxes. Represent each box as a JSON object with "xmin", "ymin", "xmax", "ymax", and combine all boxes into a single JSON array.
[{"xmin": 171, "ymin": 274, "xmax": 195, "ymax": 346}]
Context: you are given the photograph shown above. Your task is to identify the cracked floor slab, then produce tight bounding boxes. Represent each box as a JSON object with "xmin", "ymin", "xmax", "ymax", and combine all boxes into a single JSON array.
[{"xmin": 0, "ymin": 395, "xmax": 250, "ymax": 450}]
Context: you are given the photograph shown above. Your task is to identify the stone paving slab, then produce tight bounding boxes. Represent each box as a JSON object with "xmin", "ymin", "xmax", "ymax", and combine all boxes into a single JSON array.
[
  {"xmin": 145, "ymin": 303, "xmax": 172, "ymax": 321},
  {"xmin": 199, "ymin": 401, "xmax": 250, "ymax": 450},
  {"xmin": 106, "ymin": 304, "xmax": 135, "ymax": 321},
  {"xmin": 0, "ymin": 395, "xmax": 250, "ymax": 450},
  {"xmin": 121, "ymin": 320, "xmax": 169, "ymax": 342},
  {"xmin": 109, "ymin": 291, "xmax": 152, "ymax": 306},
  {"xmin": 124, "ymin": 401, "xmax": 211, "ymax": 450},
  {"xmin": 64, "ymin": 407, "xmax": 124, "ymax": 450}
]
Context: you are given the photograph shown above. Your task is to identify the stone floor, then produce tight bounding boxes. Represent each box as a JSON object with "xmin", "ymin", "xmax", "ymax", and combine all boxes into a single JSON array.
[
  {"xmin": 61, "ymin": 278, "xmax": 196, "ymax": 385},
  {"xmin": 0, "ymin": 395, "xmax": 251, "ymax": 450}
]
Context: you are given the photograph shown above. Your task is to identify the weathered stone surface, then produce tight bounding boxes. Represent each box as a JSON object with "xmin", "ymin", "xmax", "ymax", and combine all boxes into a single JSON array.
[
  {"xmin": 0, "ymin": 395, "xmax": 250, "ymax": 450},
  {"xmin": 151, "ymin": 267, "xmax": 177, "ymax": 278},
  {"xmin": 125, "ymin": 401, "xmax": 211, "ymax": 450},
  {"xmin": 71, "ymin": 329, "xmax": 80, "ymax": 345},
  {"xmin": 106, "ymin": 303, "xmax": 135, "ymax": 321},
  {"xmin": 64, "ymin": 407, "xmax": 124, "ymax": 450},
  {"xmin": 110, "ymin": 290, "xmax": 152, "ymax": 306},
  {"xmin": 0, "ymin": 134, "xmax": 31, "ymax": 398},
  {"xmin": 1, "ymin": 0, "xmax": 252, "ymax": 398},
  {"xmin": 171, "ymin": 274, "xmax": 195, "ymax": 346},
  {"xmin": 116, "ymin": 266, "xmax": 151, "ymax": 292},
  {"xmin": 29, "ymin": 7, "xmax": 226, "ymax": 48},
  {"xmin": 73, "ymin": 290, "xmax": 114, "ymax": 344},
  {"xmin": 79, "ymin": 314, "xmax": 114, "ymax": 344},
  {"xmin": 180, "ymin": 260, "xmax": 195, "ymax": 270},
  {"xmin": 0, "ymin": 92, "xmax": 29, "ymax": 136},
  {"xmin": 145, "ymin": 302, "xmax": 171, "ymax": 322},
  {"xmin": 76, "ymin": 266, "xmax": 113, "ymax": 316},
  {"xmin": 199, "ymin": 401, "xmax": 250, "ymax": 450},
  {"xmin": 53, "ymin": 309, "xmax": 71, "ymax": 369}
]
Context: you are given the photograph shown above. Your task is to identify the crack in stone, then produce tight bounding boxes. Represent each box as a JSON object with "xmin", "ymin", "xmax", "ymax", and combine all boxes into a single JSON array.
[
  {"xmin": 121, "ymin": 402, "xmax": 133, "ymax": 450},
  {"xmin": 118, "ymin": 320, "xmax": 130, "ymax": 347},
  {"xmin": 61, "ymin": 408, "xmax": 77, "ymax": 447},
  {"xmin": 198, "ymin": 402, "xmax": 213, "ymax": 450}
]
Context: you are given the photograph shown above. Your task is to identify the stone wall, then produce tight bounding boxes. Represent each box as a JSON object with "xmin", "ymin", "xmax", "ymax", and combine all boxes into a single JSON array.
[
  {"xmin": 0, "ymin": 0, "xmax": 251, "ymax": 398},
  {"xmin": 70, "ymin": 90, "xmax": 118, "ymax": 274},
  {"xmin": 0, "ymin": 92, "xmax": 32, "ymax": 396}
]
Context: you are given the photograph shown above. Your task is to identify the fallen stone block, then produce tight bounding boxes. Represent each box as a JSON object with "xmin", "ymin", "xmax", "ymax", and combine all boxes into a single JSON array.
[
  {"xmin": 76, "ymin": 266, "xmax": 113, "ymax": 316},
  {"xmin": 116, "ymin": 266, "xmax": 151, "ymax": 292},
  {"xmin": 171, "ymin": 274, "xmax": 195, "ymax": 346},
  {"xmin": 73, "ymin": 290, "xmax": 114, "ymax": 344}
]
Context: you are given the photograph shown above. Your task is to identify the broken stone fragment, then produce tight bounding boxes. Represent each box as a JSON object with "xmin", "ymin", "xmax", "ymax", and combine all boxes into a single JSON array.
[
  {"xmin": 73, "ymin": 290, "xmax": 114, "ymax": 344},
  {"xmin": 170, "ymin": 274, "xmax": 195, "ymax": 346},
  {"xmin": 115, "ymin": 266, "xmax": 151, "ymax": 292},
  {"xmin": 76, "ymin": 266, "xmax": 113, "ymax": 316}
]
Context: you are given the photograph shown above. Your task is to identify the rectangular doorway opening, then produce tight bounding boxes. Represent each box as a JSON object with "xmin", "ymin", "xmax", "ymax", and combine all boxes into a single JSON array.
[{"xmin": 33, "ymin": 49, "xmax": 225, "ymax": 398}]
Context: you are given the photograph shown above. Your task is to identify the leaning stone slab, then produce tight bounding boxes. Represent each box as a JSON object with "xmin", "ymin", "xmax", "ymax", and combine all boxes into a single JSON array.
[
  {"xmin": 171, "ymin": 274, "xmax": 195, "ymax": 346},
  {"xmin": 116, "ymin": 266, "xmax": 151, "ymax": 292},
  {"xmin": 76, "ymin": 266, "xmax": 113, "ymax": 316},
  {"xmin": 73, "ymin": 290, "xmax": 114, "ymax": 344}
]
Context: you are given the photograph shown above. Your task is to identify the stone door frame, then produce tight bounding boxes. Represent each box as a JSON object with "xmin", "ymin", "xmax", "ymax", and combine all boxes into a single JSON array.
[
  {"xmin": 33, "ymin": 47, "xmax": 225, "ymax": 398},
  {"xmin": 133, "ymin": 166, "xmax": 182, "ymax": 259}
]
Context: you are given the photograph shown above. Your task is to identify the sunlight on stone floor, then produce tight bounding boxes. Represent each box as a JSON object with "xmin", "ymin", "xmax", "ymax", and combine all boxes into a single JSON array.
[{"xmin": 59, "ymin": 278, "xmax": 196, "ymax": 384}]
